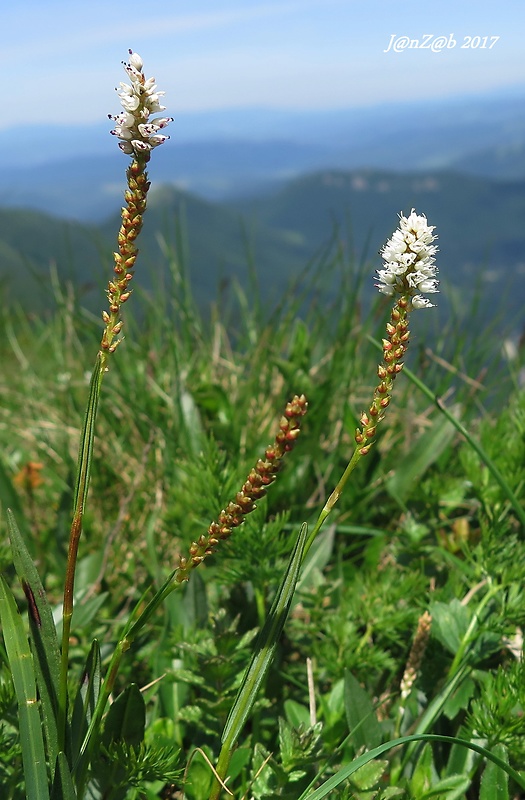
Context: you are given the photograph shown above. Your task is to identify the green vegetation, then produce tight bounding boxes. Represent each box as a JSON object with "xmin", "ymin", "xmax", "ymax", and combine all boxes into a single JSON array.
[
  {"xmin": 0, "ymin": 229, "xmax": 524, "ymax": 797},
  {"xmin": 1, "ymin": 51, "xmax": 524, "ymax": 800}
]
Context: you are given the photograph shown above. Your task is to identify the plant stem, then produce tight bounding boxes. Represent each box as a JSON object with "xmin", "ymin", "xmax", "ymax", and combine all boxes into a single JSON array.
[
  {"xmin": 304, "ymin": 445, "xmax": 362, "ymax": 556},
  {"xmin": 58, "ymin": 353, "xmax": 106, "ymax": 749}
]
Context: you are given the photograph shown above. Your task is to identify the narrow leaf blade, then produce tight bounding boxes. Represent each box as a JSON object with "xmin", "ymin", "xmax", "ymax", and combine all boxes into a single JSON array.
[{"xmin": 0, "ymin": 575, "xmax": 50, "ymax": 800}]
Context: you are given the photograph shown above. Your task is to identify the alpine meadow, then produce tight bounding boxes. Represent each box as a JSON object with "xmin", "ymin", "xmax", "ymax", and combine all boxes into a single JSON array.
[{"xmin": 0, "ymin": 51, "xmax": 524, "ymax": 800}]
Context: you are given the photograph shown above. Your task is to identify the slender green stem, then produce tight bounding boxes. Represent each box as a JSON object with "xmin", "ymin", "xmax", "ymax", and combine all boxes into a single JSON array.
[
  {"xmin": 304, "ymin": 444, "xmax": 362, "ymax": 557},
  {"xmin": 367, "ymin": 335, "xmax": 525, "ymax": 529},
  {"xmin": 58, "ymin": 353, "xmax": 107, "ymax": 750}
]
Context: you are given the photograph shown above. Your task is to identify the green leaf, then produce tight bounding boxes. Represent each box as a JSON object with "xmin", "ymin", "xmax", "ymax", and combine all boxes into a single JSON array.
[
  {"xmin": 50, "ymin": 752, "xmax": 77, "ymax": 800},
  {"xmin": 430, "ymin": 599, "xmax": 470, "ymax": 655},
  {"xmin": 7, "ymin": 508, "xmax": 62, "ymax": 771},
  {"xmin": 102, "ymin": 684, "xmax": 146, "ymax": 748},
  {"xmin": 284, "ymin": 699, "xmax": 311, "ymax": 729},
  {"xmin": 297, "ymin": 733, "xmax": 525, "ymax": 800},
  {"xmin": 220, "ymin": 522, "xmax": 309, "ymax": 748},
  {"xmin": 386, "ymin": 411, "xmax": 458, "ymax": 504},
  {"xmin": 71, "ymin": 640, "xmax": 101, "ymax": 765},
  {"xmin": 344, "ymin": 670, "xmax": 382, "ymax": 752},
  {"xmin": 480, "ymin": 743, "xmax": 509, "ymax": 800},
  {"xmin": 443, "ymin": 676, "xmax": 475, "ymax": 721},
  {"xmin": 350, "ymin": 759, "xmax": 388, "ymax": 791},
  {"xmin": 0, "ymin": 575, "xmax": 50, "ymax": 800},
  {"xmin": 0, "ymin": 460, "xmax": 31, "ymax": 546},
  {"xmin": 410, "ymin": 743, "xmax": 434, "ymax": 798},
  {"xmin": 420, "ymin": 773, "xmax": 471, "ymax": 799}
]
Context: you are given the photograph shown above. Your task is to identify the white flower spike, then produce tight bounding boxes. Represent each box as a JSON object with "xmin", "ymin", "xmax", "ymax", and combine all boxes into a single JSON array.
[
  {"xmin": 109, "ymin": 50, "xmax": 173, "ymax": 157},
  {"xmin": 376, "ymin": 209, "xmax": 439, "ymax": 309}
]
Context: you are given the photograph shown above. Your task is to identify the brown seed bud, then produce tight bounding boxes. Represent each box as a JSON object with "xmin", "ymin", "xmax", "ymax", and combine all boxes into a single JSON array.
[{"xmin": 102, "ymin": 310, "xmax": 110, "ymax": 324}]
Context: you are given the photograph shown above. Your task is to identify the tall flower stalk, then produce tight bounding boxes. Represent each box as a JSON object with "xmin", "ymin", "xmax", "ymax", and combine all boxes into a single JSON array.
[
  {"xmin": 58, "ymin": 51, "xmax": 172, "ymax": 747},
  {"xmin": 304, "ymin": 209, "xmax": 439, "ymax": 554}
]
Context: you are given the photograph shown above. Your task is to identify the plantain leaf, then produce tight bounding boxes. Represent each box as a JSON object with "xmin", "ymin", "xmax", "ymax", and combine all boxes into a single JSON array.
[{"xmin": 0, "ymin": 575, "xmax": 50, "ymax": 800}]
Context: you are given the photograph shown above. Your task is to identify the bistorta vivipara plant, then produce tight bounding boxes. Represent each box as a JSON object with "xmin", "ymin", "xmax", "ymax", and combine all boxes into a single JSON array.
[
  {"xmin": 2, "ymin": 49, "xmax": 524, "ymax": 800},
  {"xmin": 58, "ymin": 50, "xmax": 174, "ymax": 752},
  {"xmin": 304, "ymin": 208, "xmax": 439, "ymax": 553}
]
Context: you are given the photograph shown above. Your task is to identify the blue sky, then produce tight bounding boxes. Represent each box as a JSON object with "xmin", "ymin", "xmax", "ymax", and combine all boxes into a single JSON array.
[{"xmin": 3, "ymin": 0, "xmax": 524, "ymax": 129}]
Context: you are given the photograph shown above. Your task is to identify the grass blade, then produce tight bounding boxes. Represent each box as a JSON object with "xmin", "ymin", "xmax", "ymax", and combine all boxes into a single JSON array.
[
  {"xmin": 367, "ymin": 334, "xmax": 525, "ymax": 528},
  {"xmin": 7, "ymin": 508, "xmax": 62, "ymax": 771},
  {"xmin": 297, "ymin": 733, "xmax": 525, "ymax": 800},
  {"xmin": 0, "ymin": 575, "xmax": 50, "ymax": 800},
  {"xmin": 210, "ymin": 522, "xmax": 309, "ymax": 799}
]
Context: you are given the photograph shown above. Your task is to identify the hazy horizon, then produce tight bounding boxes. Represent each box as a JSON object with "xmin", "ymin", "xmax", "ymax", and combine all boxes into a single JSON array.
[{"xmin": 4, "ymin": 0, "xmax": 524, "ymax": 128}]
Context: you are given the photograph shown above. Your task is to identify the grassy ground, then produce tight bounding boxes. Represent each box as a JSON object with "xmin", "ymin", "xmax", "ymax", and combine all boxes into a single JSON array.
[{"xmin": 0, "ymin": 237, "xmax": 524, "ymax": 798}]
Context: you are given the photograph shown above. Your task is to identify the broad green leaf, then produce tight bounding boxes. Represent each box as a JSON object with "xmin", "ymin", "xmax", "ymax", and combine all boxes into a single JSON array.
[
  {"xmin": 430, "ymin": 599, "xmax": 470, "ymax": 655},
  {"xmin": 284, "ymin": 699, "xmax": 311, "ymax": 729},
  {"xmin": 386, "ymin": 410, "xmax": 458, "ymax": 503},
  {"xmin": 0, "ymin": 575, "xmax": 50, "ymax": 800},
  {"xmin": 102, "ymin": 683, "xmax": 145, "ymax": 748},
  {"xmin": 443, "ymin": 675, "xmax": 475, "ymax": 721},
  {"xmin": 344, "ymin": 670, "xmax": 382, "ymax": 752},
  {"xmin": 480, "ymin": 743, "xmax": 509, "ymax": 800}
]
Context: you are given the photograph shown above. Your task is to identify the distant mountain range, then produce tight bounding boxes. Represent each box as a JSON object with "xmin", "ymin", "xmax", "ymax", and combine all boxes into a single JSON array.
[
  {"xmin": 1, "ymin": 168, "xmax": 524, "ymax": 335},
  {"xmin": 1, "ymin": 86, "xmax": 525, "ymax": 221}
]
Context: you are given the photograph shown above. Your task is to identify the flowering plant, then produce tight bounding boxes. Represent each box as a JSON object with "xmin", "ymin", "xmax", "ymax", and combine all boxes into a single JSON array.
[{"xmin": 1, "ymin": 50, "xmax": 524, "ymax": 800}]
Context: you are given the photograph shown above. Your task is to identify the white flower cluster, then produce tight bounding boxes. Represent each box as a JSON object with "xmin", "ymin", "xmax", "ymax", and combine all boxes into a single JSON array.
[
  {"xmin": 376, "ymin": 209, "xmax": 439, "ymax": 309},
  {"xmin": 109, "ymin": 51, "xmax": 172, "ymax": 156}
]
